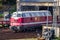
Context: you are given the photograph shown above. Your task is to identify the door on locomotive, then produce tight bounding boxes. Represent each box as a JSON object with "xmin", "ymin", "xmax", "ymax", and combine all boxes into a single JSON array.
[{"xmin": 10, "ymin": 10, "xmax": 52, "ymax": 32}]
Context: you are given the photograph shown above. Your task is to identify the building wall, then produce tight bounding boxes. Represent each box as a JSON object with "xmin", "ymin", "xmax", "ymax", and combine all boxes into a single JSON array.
[
  {"xmin": 21, "ymin": 6, "xmax": 53, "ymax": 14},
  {"xmin": 17, "ymin": 0, "xmax": 60, "ymax": 16}
]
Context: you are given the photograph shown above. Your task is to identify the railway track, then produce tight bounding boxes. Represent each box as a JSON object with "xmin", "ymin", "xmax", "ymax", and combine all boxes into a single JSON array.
[
  {"xmin": 0, "ymin": 28, "xmax": 40, "ymax": 40},
  {"xmin": 0, "ymin": 23, "xmax": 60, "ymax": 40}
]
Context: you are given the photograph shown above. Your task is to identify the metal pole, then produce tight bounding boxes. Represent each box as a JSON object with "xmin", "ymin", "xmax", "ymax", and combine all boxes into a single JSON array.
[
  {"xmin": 52, "ymin": 0, "xmax": 56, "ymax": 37},
  {"xmin": 46, "ymin": 2, "xmax": 49, "ymax": 27},
  {"xmin": 17, "ymin": 0, "xmax": 21, "ymax": 11},
  {"xmin": 52, "ymin": 0, "xmax": 59, "ymax": 37},
  {"xmin": 16, "ymin": 0, "xmax": 21, "ymax": 16},
  {"xmin": 16, "ymin": 0, "xmax": 18, "ymax": 15},
  {"xmin": 46, "ymin": 2, "xmax": 49, "ymax": 40},
  {"xmin": 57, "ymin": 0, "xmax": 59, "ymax": 15}
]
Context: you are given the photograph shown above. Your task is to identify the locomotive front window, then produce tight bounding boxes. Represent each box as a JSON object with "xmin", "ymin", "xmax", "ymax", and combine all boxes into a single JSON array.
[
  {"xmin": 22, "ymin": 13, "xmax": 31, "ymax": 17},
  {"xmin": 25, "ymin": 13, "xmax": 31, "ymax": 17},
  {"xmin": 17, "ymin": 14, "xmax": 22, "ymax": 17}
]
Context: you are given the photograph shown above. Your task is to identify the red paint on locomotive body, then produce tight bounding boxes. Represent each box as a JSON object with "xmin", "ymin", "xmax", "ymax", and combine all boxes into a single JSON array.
[{"xmin": 10, "ymin": 11, "xmax": 53, "ymax": 26}]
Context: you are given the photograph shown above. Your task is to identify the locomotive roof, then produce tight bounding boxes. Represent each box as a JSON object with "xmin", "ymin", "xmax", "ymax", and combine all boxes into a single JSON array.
[{"xmin": 13, "ymin": 10, "xmax": 50, "ymax": 14}]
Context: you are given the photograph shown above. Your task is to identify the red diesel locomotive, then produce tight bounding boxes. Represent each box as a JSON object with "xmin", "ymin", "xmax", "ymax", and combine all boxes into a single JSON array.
[{"xmin": 10, "ymin": 10, "xmax": 52, "ymax": 32}]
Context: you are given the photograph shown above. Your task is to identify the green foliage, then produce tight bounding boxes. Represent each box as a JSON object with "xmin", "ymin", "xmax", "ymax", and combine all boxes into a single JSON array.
[
  {"xmin": 0, "ymin": 4, "xmax": 2, "ymax": 6},
  {"xmin": 0, "ymin": 1, "xmax": 2, "ymax": 3},
  {"xmin": 9, "ymin": 5, "xmax": 16, "ymax": 13},
  {"xmin": 54, "ymin": 37, "xmax": 60, "ymax": 40},
  {"xmin": 0, "ymin": 0, "xmax": 2, "ymax": 1},
  {"xmin": 0, "ymin": 0, "xmax": 2, "ymax": 6},
  {"xmin": 0, "ymin": 14, "xmax": 3, "ymax": 18},
  {"xmin": 2, "ymin": 0, "xmax": 16, "ymax": 5},
  {"xmin": 57, "ymin": 37, "xmax": 60, "ymax": 40}
]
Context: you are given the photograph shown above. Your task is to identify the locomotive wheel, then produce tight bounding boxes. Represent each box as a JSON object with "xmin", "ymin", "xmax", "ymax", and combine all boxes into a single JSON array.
[{"xmin": 11, "ymin": 27, "xmax": 18, "ymax": 33}]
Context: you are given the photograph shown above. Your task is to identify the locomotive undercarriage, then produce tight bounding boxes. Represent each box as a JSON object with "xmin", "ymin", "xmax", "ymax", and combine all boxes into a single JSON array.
[{"xmin": 10, "ymin": 24, "xmax": 42, "ymax": 33}]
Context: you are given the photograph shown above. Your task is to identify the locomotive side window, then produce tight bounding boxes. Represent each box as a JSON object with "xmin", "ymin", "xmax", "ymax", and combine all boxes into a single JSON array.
[
  {"xmin": 37, "ymin": 12, "xmax": 41, "ymax": 16},
  {"xmin": 45, "ymin": 12, "xmax": 48, "ymax": 16},
  {"xmin": 45, "ymin": 12, "xmax": 51, "ymax": 16},
  {"xmin": 30, "ymin": 12, "xmax": 35, "ymax": 17},
  {"xmin": 33, "ymin": 12, "xmax": 38, "ymax": 17},
  {"xmin": 43, "ymin": 12, "xmax": 46, "ymax": 16},
  {"xmin": 25, "ymin": 13, "xmax": 31, "ymax": 17},
  {"xmin": 38, "ymin": 12, "xmax": 44, "ymax": 16},
  {"xmin": 41, "ymin": 12, "xmax": 45, "ymax": 16},
  {"xmin": 30, "ymin": 12, "xmax": 38, "ymax": 17},
  {"xmin": 48, "ymin": 12, "xmax": 51, "ymax": 16}
]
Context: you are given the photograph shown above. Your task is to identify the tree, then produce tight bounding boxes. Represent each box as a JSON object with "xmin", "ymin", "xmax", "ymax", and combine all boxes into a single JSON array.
[
  {"xmin": 0, "ymin": 0, "xmax": 2, "ymax": 10},
  {"xmin": 2, "ymin": 0, "xmax": 16, "ymax": 5}
]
